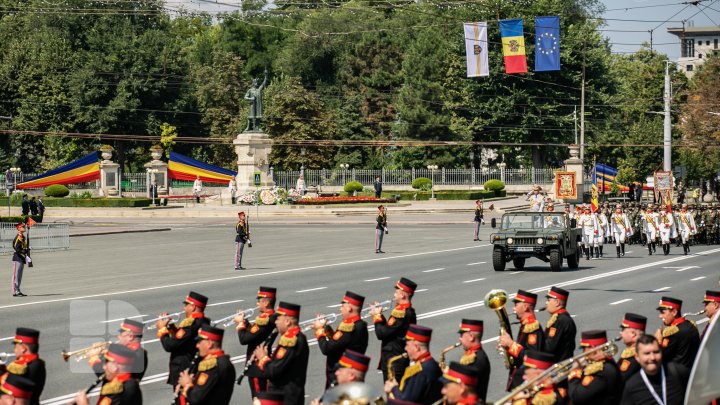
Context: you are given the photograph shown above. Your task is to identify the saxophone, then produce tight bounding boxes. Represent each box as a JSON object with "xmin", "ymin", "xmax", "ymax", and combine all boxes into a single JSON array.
[
  {"xmin": 386, "ymin": 353, "xmax": 408, "ymax": 382},
  {"xmin": 439, "ymin": 342, "xmax": 461, "ymax": 370}
]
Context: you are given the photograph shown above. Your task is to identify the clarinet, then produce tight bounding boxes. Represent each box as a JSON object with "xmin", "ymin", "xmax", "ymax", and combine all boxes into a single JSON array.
[
  {"xmin": 237, "ymin": 330, "xmax": 278, "ymax": 385},
  {"xmin": 171, "ymin": 353, "xmax": 200, "ymax": 405},
  {"xmin": 70, "ymin": 373, "xmax": 105, "ymax": 405}
]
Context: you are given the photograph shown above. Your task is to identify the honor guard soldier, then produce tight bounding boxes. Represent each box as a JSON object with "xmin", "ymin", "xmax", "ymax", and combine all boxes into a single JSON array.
[
  {"xmin": 526, "ymin": 186, "xmax": 544, "ymax": 212},
  {"xmin": 677, "ymin": 204, "xmax": 697, "ymax": 255},
  {"xmin": 702, "ymin": 290, "xmax": 720, "ymax": 338},
  {"xmin": 235, "ymin": 211, "xmax": 251, "ymax": 270},
  {"xmin": 578, "ymin": 206, "xmax": 598, "ymax": 260},
  {"xmin": 177, "ymin": 325, "xmax": 235, "ymax": 405},
  {"xmin": 498, "ymin": 290, "xmax": 544, "ymax": 391},
  {"xmin": 157, "ymin": 291, "xmax": 209, "ymax": 386},
  {"xmin": 610, "ymin": 205, "xmax": 632, "ymax": 257},
  {"xmin": 376, "ymin": 205, "xmax": 388, "ymax": 253},
  {"xmin": 473, "ymin": 200, "xmax": 484, "ymax": 241},
  {"xmin": 314, "ymin": 291, "xmax": 369, "ymax": 388},
  {"xmin": 658, "ymin": 206, "xmax": 674, "ymax": 255},
  {"xmin": 254, "ymin": 302, "xmax": 309, "ymax": 405},
  {"xmin": 87, "ymin": 319, "xmax": 148, "ymax": 380},
  {"xmin": 654, "ymin": 297, "xmax": 701, "ymax": 369},
  {"xmin": 456, "ymin": 319, "xmax": 490, "ymax": 402},
  {"xmin": 371, "ymin": 277, "xmax": 418, "ymax": 382},
  {"xmin": 641, "ymin": 206, "xmax": 659, "ymax": 255},
  {"xmin": 617, "ymin": 313, "xmax": 647, "ymax": 383},
  {"xmin": 0, "ymin": 374, "xmax": 35, "ymax": 405},
  {"xmin": 439, "ymin": 362, "xmax": 483, "ymax": 405},
  {"xmin": 384, "ymin": 325, "xmax": 442, "ymax": 404},
  {"xmin": 509, "ymin": 351, "xmax": 565, "ymax": 405},
  {"xmin": 236, "ymin": 286, "xmax": 278, "ymax": 398},
  {"xmin": 11, "ymin": 222, "xmax": 29, "ymax": 297},
  {"xmin": 0, "ymin": 328, "xmax": 45, "ymax": 405},
  {"xmin": 568, "ymin": 330, "xmax": 622, "ymax": 405},
  {"xmin": 544, "ymin": 287, "xmax": 576, "ymax": 362},
  {"xmin": 309, "ymin": 350, "xmax": 372, "ymax": 405},
  {"xmin": 72, "ymin": 344, "xmax": 142, "ymax": 405},
  {"xmin": 594, "ymin": 209, "xmax": 609, "ymax": 258}
]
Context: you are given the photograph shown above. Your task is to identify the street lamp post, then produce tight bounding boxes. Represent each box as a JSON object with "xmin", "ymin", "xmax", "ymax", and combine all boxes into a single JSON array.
[
  {"xmin": 300, "ymin": 148, "xmax": 307, "ymax": 176},
  {"xmin": 7, "ymin": 167, "xmax": 20, "ymax": 215},
  {"xmin": 427, "ymin": 165, "xmax": 438, "ymax": 199},
  {"xmin": 147, "ymin": 168, "xmax": 159, "ymax": 206},
  {"xmin": 339, "ymin": 163, "xmax": 349, "ymax": 186}
]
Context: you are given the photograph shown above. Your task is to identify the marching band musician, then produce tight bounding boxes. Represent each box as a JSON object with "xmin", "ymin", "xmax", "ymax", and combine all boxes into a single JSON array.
[
  {"xmin": 314, "ymin": 291, "xmax": 369, "ymax": 388},
  {"xmin": 371, "ymin": 277, "xmax": 418, "ymax": 382},
  {"xmin": 176, "ymin": 325, "xmax": 235, "ymax": 405},
  {"xmin": 509, "ymin": 351, "xmax": 565, "ymax": 405},
  {"xmin": 568, "ymin": 330, "xmax": 622, "ymax": 405},
  {"xmin": 253, "ymin": 302, "xmax": 309, "ymax": 405},
  {"xmin": 641, "ymin": 205, "xmax": 659, "ymax": 255},
  {"xmin": 86, "ymin": 319, "xmax": 148, "ymax": 380},
  {"xmin": 654, "ymin": 297, "xmax": 700, "ymax": 369},
  {"xmin": 309, "ymin": 350, "xmax": 371, "ymax": 405},
  {"xmin": 616, "ymin": 313, "xmax": 647, "ymax": 383},
  {"xmin": 0, "ymin": 374, "xmax": 35, "ymax": 405},
  {"xmin": 254, "ymin": 392, "xmax": 285, "ymax": 405},
  {"xmin": 439, "ymin": 362, "xmax": 483, "ymax": 405},
  {"xmin": 236, "ymin": 286, "xmax": 278, "ymax": 398},
  {"xmin": 0, "ymin": 328, "xmax": 45, "ymax": 405},
  {"xmin": 543, "ymin": 287, "xmax": 576, "ymax": 363},
  {"xmin": 702, "ymin": 290, "xmax": 720, "ymax": 338},
  {"xmin": 498, "ymin": 290, "xmax": 544, "ymax": 391},
  {"xmin": 658, "ymin": 205, "xmax": 675, "ymax": 256},
  {"xmin": 157, "ymin": 291, "xmax": 209, "ymax": 387},
  {"xmin": 456, "ymin": 319, "xmax": 490, "ymax": 402},
  {"xmin": 384, "ymin": 325, "xmax": 442, "ymax": 404},
  {"xmin": 610, "ymin": 204, "xmax": 632, "ymax": 258},
  {"xmin": 677, "ymin": 203, "xmax": 697, "ymax": 255},
  {"xmin": 72, "ymin": 344, "xmax": 142, "ymax": 405},
  {"xmin": 578, "ymin": 206, "xmax": 598, "ymax": 260}
]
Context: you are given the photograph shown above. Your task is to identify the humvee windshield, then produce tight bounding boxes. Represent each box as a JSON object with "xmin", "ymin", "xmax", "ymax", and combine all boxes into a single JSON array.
[{"xmin": 501, "ymin": 213, "xmax": 567, "ymax": 230}]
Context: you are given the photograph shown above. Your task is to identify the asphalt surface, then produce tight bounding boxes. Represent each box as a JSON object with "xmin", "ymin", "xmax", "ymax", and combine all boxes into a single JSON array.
[{"xmin": 1, "ymin": 220, "xmax": 718, "ymax": 405}]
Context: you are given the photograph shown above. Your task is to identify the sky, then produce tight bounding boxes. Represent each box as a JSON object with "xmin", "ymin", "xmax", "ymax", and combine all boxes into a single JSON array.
[{"xmin": 171, "ymin": 0, "xmax": 720, "ymax": 60}]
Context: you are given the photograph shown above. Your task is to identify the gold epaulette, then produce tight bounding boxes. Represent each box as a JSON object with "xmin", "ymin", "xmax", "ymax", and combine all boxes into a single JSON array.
[
  {"xmin": 198, "ymin": 356, "xmax": 217, "ymax": 372},
  {"xmin": 546, "ymin": 314, "xmax": 558, "ymax": 329},
  {"xmin": 255, "ymin": 315, "xmax": 269, "ymax": 326},
  {"xmin": 459, "ymin": 353, "xmax": 476, "ymax": 366},
  {"xmin": 100, "ymin": 380, "xmax": 124, "ymax": 396},
  {"xmin": 688, "ymin": 320, "xmax": 697, "ymax": 329},
  {"xmin": 391, "ymin": 308, "xmax": 406, "ymax": 319},
  {"xmin": 6, "ymin": 362, "xmax": 27, "ymax": 375},
  {"xmin": 532, "ymin": 391, "xmax": 558, "ymax": 405},
  {"xmin": 663, "ymin": 325, "xmax": 679, "ymax": 337},
  {"xmin": 398, "ymin": 363, "xmax": 422, "ymax": 391},
  {"xmin": 177, "ymin": 317, "xmax": 194, "ymax": 329},
  {"xmin": 583, "ymin": 361, "xmax": 604, "ymax": 376},
  {"xmin": 621, "ymin": 347, "xmax": 636, "ymax": 359},
  {"xmin": 523, "ymin": 320, "xmax": 540, "ymax": 334},
  {"xmin": 338, "ymin": 322, "xmax": 355, "ymax": 333},
  {"xmin": 279, "ymin": 334, "xmax": 297, "ymax": 347}
]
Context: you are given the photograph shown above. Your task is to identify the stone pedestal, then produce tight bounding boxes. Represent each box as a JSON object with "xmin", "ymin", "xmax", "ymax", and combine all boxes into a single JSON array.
[
  {"xmin": 562, "ymin": 145, "xmax": 584, "ymax": 204},
  {"xmin": 233, "ymin": 132, "xmax": 274, "ymax": 192},
  {"xmin": 144, "ymin": 152, "xmax": 169, "ymax": 196},
  {"xmin": 99, "ymin": 153, "xmax": 120, "ymax": 198}
]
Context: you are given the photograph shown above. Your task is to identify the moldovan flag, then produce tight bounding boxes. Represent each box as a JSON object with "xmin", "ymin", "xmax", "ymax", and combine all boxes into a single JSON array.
[
  {"xmin": 591, "ymin": 184, "xmax": 599, "ymax": 213},
  {"xmin": 463, "ymin": 22, "xmax": 489, "ymax": 77},
  {"xmin": 499, "ymin": 19, "xmax": 527, "ymax": 74}
]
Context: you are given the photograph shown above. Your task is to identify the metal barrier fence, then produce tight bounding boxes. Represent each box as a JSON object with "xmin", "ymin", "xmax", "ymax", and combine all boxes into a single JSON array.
[{"xmin": 0, "ymin": 223, "xmax": 70, "ymax": 255}]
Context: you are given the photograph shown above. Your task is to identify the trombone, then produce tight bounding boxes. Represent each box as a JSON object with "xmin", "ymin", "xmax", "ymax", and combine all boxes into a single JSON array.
[
  {"xmin": 299, "ymin": 313, "xmax": 338, "ymax": 332},
  {"xmin": 144, "ymin": 311, "xmax": 184, "ymax": 330},
  {"xmin": 0, "ymin": 352, "xmax": 16, "ymax": 364},
  {"xmin": 62, "ymin": 341, "xmax": 112, "ymax": 362},
  {"xmin": 211, "ymin": 307, "xmax": 258, "ymax": 327}
]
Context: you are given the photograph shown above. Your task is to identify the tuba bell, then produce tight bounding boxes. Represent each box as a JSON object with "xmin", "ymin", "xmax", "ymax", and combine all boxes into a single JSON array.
[
  {"xmin": 484, "ymin": 289, "xmax": 514, "ymax": 369},
  {"xmin": 320, "ymin": 382, "xmax": 385, "ymax": 405}
]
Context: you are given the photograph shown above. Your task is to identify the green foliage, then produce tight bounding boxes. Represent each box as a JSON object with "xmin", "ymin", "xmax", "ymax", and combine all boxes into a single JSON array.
[
  {"xmin": 615, "ymin": 165, "xmax": 638, "ymax": 185},
  {"xmin": 69, "ymin": 191, "xmax": 94, "ymax": 199},
  {"xmin": 33, "ymin": 198, "xmax": 151, "ymax": 207},
  {"xmin": 411, "ymin": 177, "xmax": 432, "ymax": 190},
  {"xmin": 483, "ymin": 180, "xmax": 506, "ymax": 191},
  {"xmin": 343, "ymin": 181, "xmax": 363, "ymax": 193},
  {"xmin": 1, "ymin": 215, "xmax": 43, "ymax": 224},
  {"xmin": 159, "ymin": 123, "xmax": 177, "ymax": 158},
  {"xmin": 44, "ymin": 184, "xmax": 70, "ymax": 197},
  {"xmin": 395, "ymin": 190, "xmax": 505, "ymax": 201}
]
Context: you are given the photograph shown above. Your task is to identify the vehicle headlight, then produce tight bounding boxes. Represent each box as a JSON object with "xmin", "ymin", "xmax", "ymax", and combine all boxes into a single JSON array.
[
  {"xmin": 493, "ymin": 235, "xmax": 500, "ymax": 241},
  {"xmin": 537, "ymin": 238, "xmax": 544, "ymax": 244},
  {"xmin": 507, "ymin": 238, "xmax": 514, "ymax": 244}
]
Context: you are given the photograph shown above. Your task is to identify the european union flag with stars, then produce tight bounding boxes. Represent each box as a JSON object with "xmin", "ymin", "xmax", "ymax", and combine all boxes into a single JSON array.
[{"xmin": 535, "ymin": 16, "xmax": 560, "ymax": 72}]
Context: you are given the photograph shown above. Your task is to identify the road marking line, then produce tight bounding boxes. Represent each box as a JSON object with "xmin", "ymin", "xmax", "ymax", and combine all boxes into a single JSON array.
[
  {"xmin": 663, "ymin": 266, "xmax": 699, "ymax": 272},
  {"xmin": 653, "ymin": 287, "xmax": 671, "ymax": 292},
  {"xmin": 422, "ymin": 268, "xmax": 445, "ymax": 273},
  {"xmin": 690, "ymin": 276, "xmax": 706, "ymax": 281},
  {"xmin": 364, "ymin": 276, "xmax": 390, "ymax": 282},
  {"xmin": 467, "ymin": 262, "xmax": 486, "ymax": 266},
  {"xmin": 415, "ymin": 289, "xmax": 429, "ymax": 293},
  {"xmin": 610, "ymin": 298, "xmax": 632, "ymax": 305},
  {"xmin": 570, "ymin": 315, "xmax": 577, "ymax": 318},
  {"xmin": 101, "ymin": 315, "xmax": 147, "ymax": 324},
  {"xmin": 508, "ymin": 271, "xmax": 525, "ymax": 275},
  {"xmin": 3, "ymin": 244, "xmax": 489, "ymax": 310},
  {"xmin": 296, "ymin": 287, "xmax": 327, "ymax": 293},
  {"xmin": 463, "ymin": 278, "xmax": 486, "ymax": 283}
]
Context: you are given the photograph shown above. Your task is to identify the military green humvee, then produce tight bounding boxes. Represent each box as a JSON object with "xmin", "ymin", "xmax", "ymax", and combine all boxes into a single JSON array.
[{"xmin": 490, "ymin": 212, "xmax": 581, "ymax": 272}]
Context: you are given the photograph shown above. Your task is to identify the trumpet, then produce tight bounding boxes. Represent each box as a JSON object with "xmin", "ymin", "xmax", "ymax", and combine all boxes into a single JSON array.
[
  {"xmin": 439, "ymin": 342, "xmax": 461, "ymax": 370},
  {"xmin": 386, "ymin": 353, "xmax": 408, "ymax": 382},
  {"xmin": 144, "ymin": 311, "xmax": 184, "ymax": 330},
  {"xmin": 62, "ymin": 341, "xmax": 111, "ymax": 362},
  {"xmin": 211, "ymin": 307, "xmax": 259, "ymax": 327},
  {"xmin": 0, "ymin": 352, "xmax": 16, "ymax": 364},
  {"xmin": 361, "ymin": 300, "xmax": 392, "ymax": 319},
  {"xmin": 484, "ymin": 289, "xmax": 514, "ymax": 369},
  {"xmin": 299, "ymin": 313, "xmax": 338, "ymax": 332},
  {"xmin": 492, "ymin": 341, "xmax": 618, "ymax": 405},
  {"xmin": 683, "ymin": 309, "xmax": 707, "ymax": 318}
]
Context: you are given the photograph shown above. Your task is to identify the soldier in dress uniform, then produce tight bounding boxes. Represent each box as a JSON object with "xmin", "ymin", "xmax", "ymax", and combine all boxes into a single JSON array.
[
  {"xmin": 176, "ymin": 325, "xmax": 235, "ymax": 405},
  {"xmin": 658, "ymin": 205, "xmax": 674, "ymax": 255},
  {"xmin": 0, "ymin": 328, "xmax": 45, "ymax": 405},
  {"xmin": 526, "ymin": 186, "xmax": 544, "ymax": 212},
  {"xmin": 386, "ymin": 399, "xmax": 422, "ymax": 405},
  {"xmin": 86, "ymin": 319, "xmax": 148, "ymax": 380},
  {"xmin": 254, "ymin": 392, "xmax": 284, "ymax": 405},
  {"xmin": 0, "ymin": 374, "xmax": 35, "ymax": 405},
  {"xmin": 473, "ymin": 200, "xmax": 484, "ymax": 241},
  {"xmin": 253, "ymin": 302, "xmax": 309, "ymax": 405},
  {"xmin": 309, "ymin": 350, "xmax": 371, "ymax": 405},
  {"xmin": 235, "ymin": 286, "xmax": 278, "ymax": 398},
  {"xmin": 157, "ymin": 291, "xmax": 209, "ymax": 386},
  {"xmin": 510, "ymin": 351, "xmax": 565, "ymax": 405},
  {"xmin": 543, "ymin": 287, "xmax": 576, "ymax": 363},
  {"xmin": 371, "ymin": 277, "xmax": 418, "ymax": 382},
  {"xmin": 72, "ymin": 344, "xmax": 142, "ymax": 405},
  {"xmin": 616, "ymin": 313, "xmax": 647, "ymax": 383},
  {"xmin": 439, "ymin": 362, "xmax": 483, "ymax": 405},
  {"xmin": 677, "ymin": 204, "xmax": 697, "ymax": 255},
  {"xmin": 498, "ymin": 290, "xmax": 544, "ymax": 391},
  {"xmin": 314, "ymin": 291, "xmax": 369, "ymax": 388},
  {"xmin": 641, "ymin": 206, "xmax": 659, "ymax": 255},
  {"xmin": 568, "ymin": 330, "xmax": 622, "ymax": 405},
  {"xmin": 376, "ymin": 205, "xmax": 388, "ymax": 253},
  {"xmin": 543, "ymin": 203, "xmax": 563, "ymax": 228},
  {"xmin": 235, "ymin": 211, "xmax": 251, "ymax": 270},
  {"xmin": 654, "ymin": 296, "xmax": 701, "ymax": 369},
  {"xmin": 595, "ymin": 208, "xmax": 609, "ymax": 258},
  {"xmin": 384, "ymin": 324, "xmax": 442, "ymax": 404},
  {"xmin": 578, "ymin": 206, "xmax": 598, "ymax": 260},
  {"xmin": 701, "ymin": 290, "xmax": 720, "ymax": 338},
  {"xmin": 610, "ymin": 205, "xmax": 632, "ymax": 257},
  {"xmin": 455, "ymin": 319, "xmax": 490, "ymax": 402}
]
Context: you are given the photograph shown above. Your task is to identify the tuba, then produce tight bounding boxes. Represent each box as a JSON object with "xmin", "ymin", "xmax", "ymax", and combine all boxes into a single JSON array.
[
  {"xmin": 484, "ymin": 289, "xmax": 514, "ymax": 369},
  {"xmin": 386, "ymin": 353, "xmax": 408, "ymax": 382},
  {"xmin": 320, "ymin": 382, "xmax": 385, "ymax": 405},
  {"xmin": 439, "ymin": 342, "xmax": 461, "ymax": 370}
]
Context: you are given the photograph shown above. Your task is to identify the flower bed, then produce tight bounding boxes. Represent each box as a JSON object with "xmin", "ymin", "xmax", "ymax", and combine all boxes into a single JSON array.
[{"xmin": 292, "ymin": 196, "xmax": 396, "ymax": 205}]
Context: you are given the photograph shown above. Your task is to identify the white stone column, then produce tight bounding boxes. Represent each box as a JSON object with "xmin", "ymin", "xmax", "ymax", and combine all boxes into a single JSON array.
[
  {"xmin": 233, "ymin": 132, "xmax": 275, "ymax": 192},
  {"xmin": 144, "ymin": 148, "xmax": 169, "ymax": 195},
  {"xmin": 99, "ymin": 149, "xmax": 120, "ymax": 197},
  {"xmin": 563, "ymin": 145, "xmax": 584, "ymax": 204}
]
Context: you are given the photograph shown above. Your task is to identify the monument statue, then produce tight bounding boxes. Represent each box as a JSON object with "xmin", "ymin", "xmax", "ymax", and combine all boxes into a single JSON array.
[{"xmin": 244, "ymin": 68, "xmax": 268, "ymax": 132}]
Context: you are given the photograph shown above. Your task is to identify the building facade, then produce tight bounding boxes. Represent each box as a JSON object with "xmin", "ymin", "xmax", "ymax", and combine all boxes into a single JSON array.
[{"xmin": 667, "ymin": 26, "xmax": 720, "ymax": 77}]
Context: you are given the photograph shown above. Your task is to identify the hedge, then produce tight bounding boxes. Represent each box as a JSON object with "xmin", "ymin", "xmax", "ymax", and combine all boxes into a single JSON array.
[
  {"xmin": 1, "ymin": 215, "xmax": 43, "ymax": 224},
  {"xmin": 387, "ymin": 190, "xmax": 506, "ymax": 201},
  {"xmin": 411, "ymin": 177, "xmax": 432, "ymax": 190},
  {"xmin": 483, "ymin": 179, "xmax": 506, "ymax": 191},
  {"xmin": 45, "ymin": 184, "xmax": 70, "ymax": 197},
  {"xmin": 343, "ymin": 181, "xmax": 364, "ymax": 193},
  {"xmin": 0, "ymin": 198, "xmax": 152, "ymax": 207}
]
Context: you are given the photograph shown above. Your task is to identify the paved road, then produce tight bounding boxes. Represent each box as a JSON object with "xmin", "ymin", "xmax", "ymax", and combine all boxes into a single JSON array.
[{"xmin": 1, "ymin": 222, "xmax": 717, "ymax": 404}]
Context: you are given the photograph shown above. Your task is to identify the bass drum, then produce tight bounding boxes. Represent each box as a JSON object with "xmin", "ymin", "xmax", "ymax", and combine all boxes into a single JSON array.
[{"xmin": 685, "ymin": 314, "xmax": 719, "ymax": 405}]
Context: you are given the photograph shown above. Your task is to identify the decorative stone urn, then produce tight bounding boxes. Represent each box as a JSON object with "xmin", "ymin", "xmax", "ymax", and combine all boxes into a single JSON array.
[
  {"xmin": 100, "ymin": 146, "xmax": 113, "ymax": 161},
  {"xmin": 150, "ymin": 146, "xmax": 163, "ymax": 162}
]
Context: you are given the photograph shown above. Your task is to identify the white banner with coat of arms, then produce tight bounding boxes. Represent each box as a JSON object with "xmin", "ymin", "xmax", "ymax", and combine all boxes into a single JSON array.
[{"xmin": 464, "ymin": 22, "xmax": 489, "ymax": 77}]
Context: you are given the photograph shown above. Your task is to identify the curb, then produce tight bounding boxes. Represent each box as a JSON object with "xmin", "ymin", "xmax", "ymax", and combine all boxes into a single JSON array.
[{"xmin": 70, "ymin": 228, "xmax": 173, "ymax": 237}]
